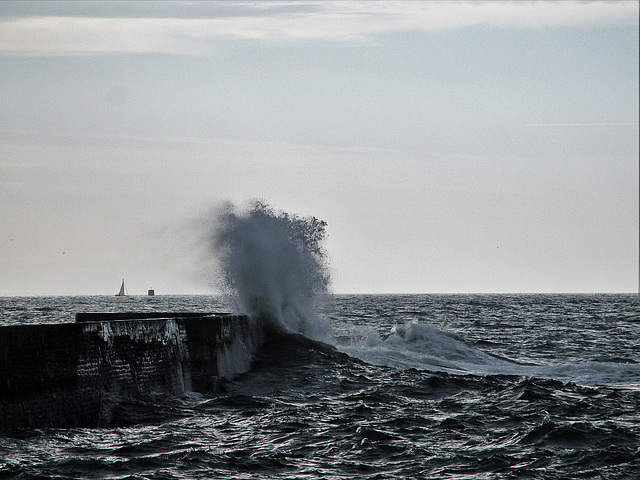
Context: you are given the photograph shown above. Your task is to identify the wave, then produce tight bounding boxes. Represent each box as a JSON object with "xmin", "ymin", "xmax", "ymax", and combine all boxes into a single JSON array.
[
  {"xmin": 195, "ymin": 200, "xmax": 334, "ymax": 380},
  {"xmin": 337, "ymin": 320, "xmax": 640, "ymax": 388},
  {"xmin": 338, "ymin": 320, "xmax": 514, "ymax": 374},
  {"xmin": 199, "ymin": 201, "xmax": 639, "ymax": 389},
  {"xmin": 206, "ymin": 200, "xmax": 332, "ymax": 343}
]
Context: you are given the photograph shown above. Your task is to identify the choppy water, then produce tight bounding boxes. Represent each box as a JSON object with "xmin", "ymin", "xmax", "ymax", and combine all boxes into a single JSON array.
[{"xmin": 1, "ymin": 294, "xmax": 639, "ymax": 479}]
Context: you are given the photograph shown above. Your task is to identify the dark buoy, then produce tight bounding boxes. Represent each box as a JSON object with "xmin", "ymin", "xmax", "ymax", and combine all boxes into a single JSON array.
[{"xmin": 148, "ymin": 288, "xmax": 155, "ymax": 296}]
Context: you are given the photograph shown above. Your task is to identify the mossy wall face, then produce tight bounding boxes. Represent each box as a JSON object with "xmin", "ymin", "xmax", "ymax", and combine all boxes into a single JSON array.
[{"xmin": 0, "ymin": 315, "xmax": 249, "ymax": 430}]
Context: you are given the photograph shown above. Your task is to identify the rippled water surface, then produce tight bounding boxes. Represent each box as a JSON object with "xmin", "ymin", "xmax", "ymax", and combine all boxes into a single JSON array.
[{"xmin": 1, "ymin": 294, "xmax": 639, "ymax": 479}]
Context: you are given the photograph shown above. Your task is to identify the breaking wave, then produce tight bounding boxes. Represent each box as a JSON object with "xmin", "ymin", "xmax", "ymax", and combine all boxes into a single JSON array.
[
  {"xmin": 339, "ymin": 319, "xmax": 640, "ymax": 388},
  {"xmin": 201, "ymin": 202, "xmax": 639, "ymax": 389},
  {"xmin": 208, "ymin": 200, "xmax": 332, "ymax": 342}
]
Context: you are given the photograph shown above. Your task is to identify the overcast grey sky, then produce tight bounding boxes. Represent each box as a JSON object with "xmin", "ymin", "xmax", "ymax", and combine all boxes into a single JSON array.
[{"xmin": 0, "ymin": 1, "xmax": 638, "ymax": 295}]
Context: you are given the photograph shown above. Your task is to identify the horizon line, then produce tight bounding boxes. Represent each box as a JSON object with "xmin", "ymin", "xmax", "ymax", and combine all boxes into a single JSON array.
[{"xmin": 1, "ymin": 292, "xmax": 637, "ymax": 297}]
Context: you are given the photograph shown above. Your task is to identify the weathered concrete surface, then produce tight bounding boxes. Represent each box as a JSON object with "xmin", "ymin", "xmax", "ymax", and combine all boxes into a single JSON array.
[
  {"xmin": 75, "ymin": 312, "xmax": 224, "ymax": 322},
  {"xmin": 0, "ymin": 313, "xmax": 249, "ymax": 430}
]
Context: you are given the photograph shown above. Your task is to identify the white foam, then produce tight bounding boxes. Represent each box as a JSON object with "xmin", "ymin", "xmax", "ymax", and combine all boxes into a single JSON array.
[
  {"xmin": 338, "ymin": 320, "xmax": 640, "ymax": 388},
  {"xmin": 340, "ymin": 321, "xmax": 502, "ymax": 374},
  {"xmin": 217, "ymin": 331, "xmax": 254, "ymax": 379}
]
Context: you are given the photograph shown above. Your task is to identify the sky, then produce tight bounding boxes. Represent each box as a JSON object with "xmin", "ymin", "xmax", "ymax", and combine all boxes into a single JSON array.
[{"xmin": 0, "ymin": 1, "xmax": 638, "ymax": 295}]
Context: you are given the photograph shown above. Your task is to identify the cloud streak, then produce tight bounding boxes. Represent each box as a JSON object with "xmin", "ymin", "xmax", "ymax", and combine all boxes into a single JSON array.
[
  {"xmin": 525, "ymin": 123, "xmax": 639, "ymax": 127},
  {"xmin": 0, "ymin": 1, "xmax": 636, "ymax": 56}
]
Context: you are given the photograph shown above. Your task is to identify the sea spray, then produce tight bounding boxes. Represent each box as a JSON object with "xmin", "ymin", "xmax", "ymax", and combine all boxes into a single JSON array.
[{"xmin": 208, "ymin": 200, "xmax": 332, "ymax": 342}]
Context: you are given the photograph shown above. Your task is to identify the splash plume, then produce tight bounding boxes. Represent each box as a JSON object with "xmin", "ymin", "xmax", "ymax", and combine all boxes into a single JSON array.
[{"xmin": 209, "ymin": 200, "xmax": 331, "ymax": 341}]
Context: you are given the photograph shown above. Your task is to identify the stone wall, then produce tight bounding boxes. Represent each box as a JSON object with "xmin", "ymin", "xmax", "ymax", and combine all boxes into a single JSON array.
[{"xmin": 0, "ymin": 314, "xmax": 250, "ymax": 430}]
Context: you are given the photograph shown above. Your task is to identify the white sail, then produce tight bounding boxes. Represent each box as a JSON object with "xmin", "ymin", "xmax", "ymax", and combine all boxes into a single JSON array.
[{"xmin": 116, "ymin": 279, "xmax": 126, "ymax": 296}]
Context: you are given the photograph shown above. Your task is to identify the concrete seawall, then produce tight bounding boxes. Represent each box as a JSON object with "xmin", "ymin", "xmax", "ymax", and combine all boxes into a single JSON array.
[{"xmin": 0, "ymin": 313, "xmax": 250, "ymax": 430}]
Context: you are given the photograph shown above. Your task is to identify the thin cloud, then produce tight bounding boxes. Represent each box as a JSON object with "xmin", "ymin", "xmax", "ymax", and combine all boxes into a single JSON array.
[
  {"xmin": 0, "ymin": 1, "xmax": 637, "ymax": 56},
  {"xmin": 525, "ymin": 123, "xmax": 639, "ymax": 127}
]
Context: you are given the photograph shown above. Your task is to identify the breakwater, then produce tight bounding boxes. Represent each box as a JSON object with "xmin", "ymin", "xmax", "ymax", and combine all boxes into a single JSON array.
[{"xmin": 0, "ymin": 312, "xmax": 250, "ymax": 430}]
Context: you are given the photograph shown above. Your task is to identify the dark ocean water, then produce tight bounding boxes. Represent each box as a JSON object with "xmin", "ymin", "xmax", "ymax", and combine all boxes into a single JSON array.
[{"xmin": 1, "ymin": 294, "xmax": 639, "ymax": 479}]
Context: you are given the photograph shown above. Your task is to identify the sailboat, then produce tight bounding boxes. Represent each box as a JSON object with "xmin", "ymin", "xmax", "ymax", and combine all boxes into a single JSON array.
[{"xmin": 115, "ymin": 279, "xmax": 127, "ymax": 296}]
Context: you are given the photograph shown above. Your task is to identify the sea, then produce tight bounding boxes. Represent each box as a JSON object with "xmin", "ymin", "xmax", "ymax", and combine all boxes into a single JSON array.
[{"xmin": 1, "ymin": 293, "xmax": 639, "ymax": 479}]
